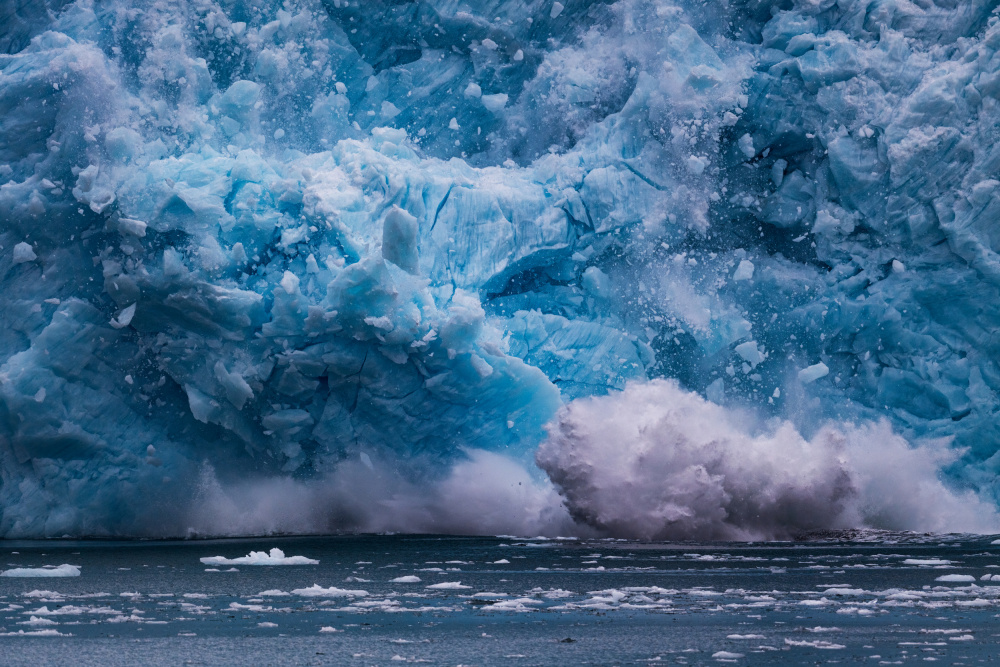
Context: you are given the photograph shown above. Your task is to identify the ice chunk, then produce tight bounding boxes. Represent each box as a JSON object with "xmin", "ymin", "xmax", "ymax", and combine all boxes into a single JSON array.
[
  {"xmin": 481, "ymin": 93, "xmax": 508, "ymax": 112},
  {"xmin": 290, "ymin": 585, "xmax": 368, "ymax": 597},
  {"xmin": 381, "ymin": 207, "xmax": 420, "ymax": 274},
  {"xmin": 1, "ymin": 565, "xmax": 80, "ymax": 578},
  {"xmin": 904, "ymin": 559, "xmax": 953, "ymax": 566},
  {"xmin": 734, "ymin": 341, "xmax": 764, "ymax": 366},
  {"xmin": 426, "ymin": 581, "xmax": 472, "ymax": 590},
  {"xmin": 199, "ymin": 548, "xmax": 318, "ymax": 566},
  {"xmin": 12, "ymin": 242, "xmax": 36, "ymax": 264},
  {"xmin": 390, "ymin": 576, "xmax": 421, "ymax": 583},
  {"xmin": 732, "ymin": 260, "xmax": 754, "ymax": 281},
  {"xmin": 798, "ymin": 363, "xmax": 829, "ymax": 384},
  {"xmin": 110, "ymin": 303, "xmax": 136, "ymax": 329}
]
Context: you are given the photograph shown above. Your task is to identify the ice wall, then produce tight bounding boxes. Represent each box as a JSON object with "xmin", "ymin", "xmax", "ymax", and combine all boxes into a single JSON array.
[{"xmin": 2, "ymin": 0, "xmax": 1000, "ymax": 537}]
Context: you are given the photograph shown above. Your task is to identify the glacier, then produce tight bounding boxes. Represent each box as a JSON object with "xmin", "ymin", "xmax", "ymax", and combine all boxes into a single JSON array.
[{"xmin": 3, "ymin": 0, "xmax": 1000, "ymax": 538}]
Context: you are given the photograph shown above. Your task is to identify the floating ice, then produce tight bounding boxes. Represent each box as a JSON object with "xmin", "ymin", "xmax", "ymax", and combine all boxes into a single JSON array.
[
  {"xmin": 18, "ymin": 616, "xmax": 59, "ymax": 626},
  {"xmin": 426, "ymin": 582, "xmax": 472, "ymax": 590},
  {"xmin": 1, "ymin": 565, "xmax": 80, "ymax": 578},
  {"xmin": 291, "ymin": 585, "xmax": 368, "ymax": 598},
  {"xmin": 904, "ymin": 559, "xmax": 953, "ymax": 566},
  {"xmin": 390, "ymin": 576, "xmax": 421, "ymax": 584},
  {"xmin": 199, "ymin": 548, "xmax": 318, "ymax": 566},
  {"xmin": 935, "ymin": 574, "xmax": 977, "ymax": 583}
]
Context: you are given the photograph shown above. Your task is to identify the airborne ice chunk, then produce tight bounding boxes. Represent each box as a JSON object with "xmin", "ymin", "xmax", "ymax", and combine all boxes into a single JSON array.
[
  {"xmin": 199, "ymin": 548, "xmax": 318, "ymax": 566},
  {"xmin": 1, "ymin": 565, "xmax": 80, "ymax": 578},
  {"xmin": 12, "ymin": 242, "xmax": 36, "ymax": 264},
  {"xmin": 110, "ymin": 303, "xmax": 136, "ymax": 329},
  {"xmin": 734, "ymin": 341, "xmax": 764, "ymax": 366},
  {"xmin": 481, "ymin": 94, "xmax": 508, "ymax": 112},
  {"xmin": 686, "ymin": 155, "xmax": 709, "ymax": 175},
  {"xmin": 732, "ymin": 260, "xmax": 754, "ymax": 281},
  {"xmin": 798, "ymin": 363, "xmax": 830, "ymax": 384}
]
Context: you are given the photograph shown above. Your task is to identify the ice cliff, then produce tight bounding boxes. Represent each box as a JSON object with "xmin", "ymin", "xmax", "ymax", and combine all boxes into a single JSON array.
[{"xmin": 3, "ymin": 0, "xmax": 1000, "ymax": 538}]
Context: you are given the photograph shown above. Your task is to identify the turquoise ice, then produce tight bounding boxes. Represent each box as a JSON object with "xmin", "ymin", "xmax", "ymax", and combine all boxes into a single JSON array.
[{"xmin": 3, "ymin": 0, "xmax": 1000, "ymax": 536}]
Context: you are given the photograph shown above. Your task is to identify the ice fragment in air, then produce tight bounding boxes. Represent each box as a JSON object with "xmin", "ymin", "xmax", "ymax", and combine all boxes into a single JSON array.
[{"xmin": 799, "ymin": 363, "xmax": 829, "ymax": 384}]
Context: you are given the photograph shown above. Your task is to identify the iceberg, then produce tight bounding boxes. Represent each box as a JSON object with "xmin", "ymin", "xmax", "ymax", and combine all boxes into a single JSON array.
[
  {"xmin": 0, "ymin": 564, "xmax": 81, "ymax": 578},
  {"xmin": 199, "ymin": 547, "xmax": 318, "ymax": 565},
  {"xmin": 2, "ymin": 0, "xmax": 1000, "ymax": 538}
]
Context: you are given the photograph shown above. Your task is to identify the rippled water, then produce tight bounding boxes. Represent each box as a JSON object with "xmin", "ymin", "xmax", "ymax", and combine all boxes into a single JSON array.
[{"xmin": 1, "ymin": 534, "xmax": 999, "ymax": 665}]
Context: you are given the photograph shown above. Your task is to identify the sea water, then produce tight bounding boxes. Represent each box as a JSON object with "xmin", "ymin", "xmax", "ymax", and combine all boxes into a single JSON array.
[{"xmin": 1, "ymin": 534, "xmax": 999, "ymax": 665}]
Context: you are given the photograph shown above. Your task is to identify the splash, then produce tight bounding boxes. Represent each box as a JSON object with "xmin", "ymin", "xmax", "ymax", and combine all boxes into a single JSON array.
[{"xmin": 537, "ymin": 380, "xmax": 1000, "ymax": 540}]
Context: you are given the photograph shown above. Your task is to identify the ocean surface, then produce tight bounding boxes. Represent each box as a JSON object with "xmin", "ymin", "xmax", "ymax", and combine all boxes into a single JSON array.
[{"xmin": 1, "ymin": 534, "xmax": 999, "ymax": 665}]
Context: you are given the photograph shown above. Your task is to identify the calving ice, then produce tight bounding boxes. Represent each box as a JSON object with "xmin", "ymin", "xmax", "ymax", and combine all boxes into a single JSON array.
[{"xmin": 1, "ymin": 0, "xmax": 1000, "ymax": 538}]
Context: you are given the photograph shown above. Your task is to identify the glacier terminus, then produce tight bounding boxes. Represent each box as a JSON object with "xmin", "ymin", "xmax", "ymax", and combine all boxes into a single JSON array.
[{"xmin": 3, "ymin": 0, "xmax": 1000, "ymax": 540}]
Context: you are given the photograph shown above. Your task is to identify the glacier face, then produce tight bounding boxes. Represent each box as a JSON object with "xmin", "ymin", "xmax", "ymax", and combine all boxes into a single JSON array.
[{"xmin": 2, "ymin": 0, "xmax": 1000, "ymax": 537}]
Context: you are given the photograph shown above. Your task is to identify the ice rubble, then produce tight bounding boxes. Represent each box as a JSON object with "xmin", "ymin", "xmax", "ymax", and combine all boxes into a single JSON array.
[{"xmin": 2, "ymin": 0, "xmax": 1000, "ymax": 537}]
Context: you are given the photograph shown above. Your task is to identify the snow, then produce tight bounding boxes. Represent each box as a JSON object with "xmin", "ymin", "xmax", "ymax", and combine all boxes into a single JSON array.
[
  {"xmin": 200, "ymin": 548, "xmax": 318, "ymax": 566},
  {"xmin": 12, "ymin": 242, "xmax": 36, "ymax": 264}
]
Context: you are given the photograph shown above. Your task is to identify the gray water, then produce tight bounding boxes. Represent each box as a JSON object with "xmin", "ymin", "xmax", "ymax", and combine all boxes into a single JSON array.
[{"xmin": 1, "ymin": 534, "xmax": 999, "ymax": 665}]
